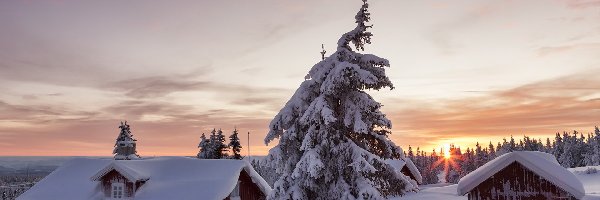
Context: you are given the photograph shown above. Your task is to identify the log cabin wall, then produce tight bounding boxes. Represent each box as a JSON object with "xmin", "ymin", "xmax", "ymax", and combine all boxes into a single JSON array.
[
  {"xmin": 467, "ymin": 162, "xmax": 576, "ymax": 200},
  {"xmin": 101, "ymin": 170, "xmax": 133, "ymax": 198},
  {"xmin": 239, "ymin": 170, "xmax": 266, "ymax": 200},
  {"xmin": 401, "ymin": 166, "xmax": 417, "ymax": 184}
]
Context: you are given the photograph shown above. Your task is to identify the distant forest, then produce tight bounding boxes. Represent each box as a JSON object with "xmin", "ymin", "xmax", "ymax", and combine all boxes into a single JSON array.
[{"xmin": 410, "ymin": 126, "xmax": 600, "ymax": 184}]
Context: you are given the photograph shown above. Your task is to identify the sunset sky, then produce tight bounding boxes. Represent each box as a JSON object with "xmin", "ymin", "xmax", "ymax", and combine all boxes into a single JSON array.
[{"xmin": 0, "ymin": 0, "xmax": 599, "ymax": 156}]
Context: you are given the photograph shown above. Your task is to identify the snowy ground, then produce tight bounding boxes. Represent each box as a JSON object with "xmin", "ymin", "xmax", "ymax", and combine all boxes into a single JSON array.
[
  {"xmin": 391, "ymin": 183, "xmax": 465, "ymax": 200},
  {"xmin": 391, "ymin": 166, "xmax": 600, "ymax": 199},
  {"xmin": 570, "ymin": 166, "xmax": 600, "ymax": 199}
]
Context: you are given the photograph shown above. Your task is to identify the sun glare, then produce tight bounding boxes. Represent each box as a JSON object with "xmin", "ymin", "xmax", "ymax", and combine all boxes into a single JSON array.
[{"xmin": 443, "ymin": 143, "xmax": 451, "ymax": 159}]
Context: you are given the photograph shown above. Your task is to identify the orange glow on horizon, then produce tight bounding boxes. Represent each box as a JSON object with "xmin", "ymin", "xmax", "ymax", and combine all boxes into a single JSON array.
[{"xmin": 443, "ymin": 143, "xmax": 451, "ymax": 159}]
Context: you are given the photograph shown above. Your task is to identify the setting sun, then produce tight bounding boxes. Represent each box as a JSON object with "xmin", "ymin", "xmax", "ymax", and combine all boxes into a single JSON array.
[{"xmin": 443, "ymin": 144, "xmax": 451, "ymax": 159}]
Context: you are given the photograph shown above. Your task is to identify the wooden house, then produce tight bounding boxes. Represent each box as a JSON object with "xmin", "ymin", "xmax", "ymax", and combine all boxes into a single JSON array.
[
  {"xmin": 457, "ymin": 151, "xmax": 585, "ymax": 200},
  {"xmin": 18, "ymin": 157, "xmax": 271, "ymax": 200},
  {"xmin": 386, "ymin": 157, "xmax": 422, "ymax": 186}
]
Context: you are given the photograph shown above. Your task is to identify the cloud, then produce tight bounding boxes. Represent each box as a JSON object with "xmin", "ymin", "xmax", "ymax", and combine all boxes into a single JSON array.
[
  {"xmin": 0, "ymin": 98, "xmax": 275, "ymax": 156},
  {"xmin": 387, "ymin": 70, "xmax": 600, "ymax": 149},
  {"xmin": 564, "ymin": 0, "xmax": 600, "ymax": 9},
  {"xmin": 425, "ymin": 1, "xmax": 504, "ymax": 55},
  {"xmin": 0, "ymin": 100, "xmax": 98, "ymax": 123},
  {"xmin": 106, "ymin": 76, "xmax": 212, "ymax": 98},
  {"xmin": 537, "ymin": 43, "xmax": 600, "ymax": 56}
]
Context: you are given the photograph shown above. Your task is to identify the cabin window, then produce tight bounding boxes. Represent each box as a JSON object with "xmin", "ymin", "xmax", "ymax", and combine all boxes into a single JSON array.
[
  {"xmin": 229, "ymin": 181, "xmax": 241, "ymax": 199},
  {"xmin": 111, "ymin": 182, "xmax": 124, "ymax": 199}
]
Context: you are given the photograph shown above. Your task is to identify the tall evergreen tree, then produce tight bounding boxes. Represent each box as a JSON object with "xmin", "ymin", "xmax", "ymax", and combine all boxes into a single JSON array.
[
  {"xmin": 208, "ymin": 129, "xmax": 218, "ymax": 158},
  {"xmin": 591, "ymin": 127, "xmax": 600, "ymax": 166},
  {"xmin": 113, "ymin": 121, "xmax": 140, "ymax": 160},
  {"xmin": 229, "ymin": 128, "xmax": 243, "ymax": 160},
  {"xmin": 487, "ymin": 141, "xmax": 496, "ymax": 160},
  {"xmin": 554, "ymin": 132, "xmax": 564, "ymax": 160},
  {"xmin": 560, "ymin": 132, "xmax": 576, "ymax": 168},
  {"xmin": 264, "ymin": 1, "xmax": 414, "ymax": 199},
  {"xmin": 407, "ymin": 146, "xmax": 415, "ymax": 160},
  {"xmin": 197, "ymin": 133, "xmax": 210, "ymax": 159},
  {"xmin": 474, "ymin": 142, "xmax": 485, "ymax": 167},
  {"xmin": 214, "ymin": 129, "xmax": 228, "ymax": 159}
]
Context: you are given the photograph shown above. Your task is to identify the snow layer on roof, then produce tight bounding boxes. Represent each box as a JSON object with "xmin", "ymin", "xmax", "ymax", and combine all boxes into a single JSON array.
[
  {"xmin": 385, "ymin": 157, "xmax": 423, "ymax": 184},
  {"xmin": 403, "ymin": 158, "xmax": 423, "ymax": 184},
  {"xmin": 90, "ymin": 162, "xmax": 149, "ymax": 182},
  {"xmin": 457, "ymin": 151, "xmax": 585, "ymax": 199},
  {"xmin": 18, "ymin": 157, "xmax": 271, "ymax": 200}
]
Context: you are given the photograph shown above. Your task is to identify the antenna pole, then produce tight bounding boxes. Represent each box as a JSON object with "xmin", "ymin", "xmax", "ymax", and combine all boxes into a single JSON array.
[{"xmin": 247, "ymin": 132, "xmax": 250, "ymax": 161}]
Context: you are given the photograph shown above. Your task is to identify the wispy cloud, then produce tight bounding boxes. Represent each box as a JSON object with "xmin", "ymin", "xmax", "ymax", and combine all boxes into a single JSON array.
[
  {"xmin": 106, "ymin": 77, "xmax": 211, "ymax": 98},
  {"xmin": 537, "ymin": 43, "xmax": 600, "ymax": 56},
  {"xmin": 564, "ymin": 0, "xmax": 600, "ymax": 9}
]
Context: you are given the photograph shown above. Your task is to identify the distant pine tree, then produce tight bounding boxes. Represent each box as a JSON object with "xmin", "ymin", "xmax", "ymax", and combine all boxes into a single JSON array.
[
  {"xmin": 487, "ymin": 142, "xmax": 496, "ymax": 160},
  {"xmin": 591, "ymin": 127, "xmax": 600, "ymax": 166},
  {"xmin": 214, "ymin": 129, "xmax": 228, "ymax": 159},
  {"xmin": 197, "ymin": 133, "xmax": 210, "ymax": 159},
  {"xmin": 228, "ymin": 128, "xmax": 243, "ymax": 160},
  {"xmin": 206, "ymin": 129, "xmax": 221, "ymax": 159},
  {"xmin": 113, "ymin": 121, "xmax": 140, "ymax": 160}
]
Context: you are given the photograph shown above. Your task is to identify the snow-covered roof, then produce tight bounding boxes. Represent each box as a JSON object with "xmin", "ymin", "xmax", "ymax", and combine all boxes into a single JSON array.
[
  {"xmin": 90, "ymin": 162, "xmax": 149, "ymax": 182},
  {"xmin": 18, "ymin": 157, "xmax": 272, "ymax": 200},
  {"xmin": 385, "ymin": 157, "xmax": 423, "ymax": 184},
  {"xmin": 457, "ymin": 151, "xmax": 585, "ymax": 199}
]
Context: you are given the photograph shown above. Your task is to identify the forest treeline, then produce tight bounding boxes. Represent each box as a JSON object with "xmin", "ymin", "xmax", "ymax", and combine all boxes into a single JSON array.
[{"xmin": 410, "ymin": 126, "xmax": 600, "ymax": 184}]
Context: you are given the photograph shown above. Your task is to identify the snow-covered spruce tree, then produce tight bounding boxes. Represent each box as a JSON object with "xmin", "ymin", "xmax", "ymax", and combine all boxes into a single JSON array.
[
  {"xmin": 197, "ymin": 133, "xmax": 210, "ymax": 159},
  {"xmin": 214, "ymin": 129, "xmax": 228, "ymax": 159},
  {"xmin": 113, "ymin": 121, "xmax": 140, "ymax": 160},
  {"xmin": 264, "ymin": 1, "xmax": 415, "ymax": 199},
  {"xmin": 229, "ymin": 128, "xmax": 243, "ymax": 160},
  {"xmin": 591, "ymin": 126, "xmax": 600, "ymax": 166}
]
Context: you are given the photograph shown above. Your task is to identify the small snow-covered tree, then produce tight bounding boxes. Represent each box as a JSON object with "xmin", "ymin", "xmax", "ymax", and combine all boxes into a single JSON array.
[
  {"xmin": 487, "ymin": 142, "xmax": 496, "ymax": 161},
  {"xmin": 264, "ymin": 0, "xmax": 414, "ymax": 199},
  {"xmin": 229, "ymin": 128, "xmax": 243, "ymax": 160},
  {"xmin": 214, "ymin": 129, "xmax": 228, "ymax": 159},
  {"xmin": 113, "ymin": 121, "xmax": 140, "ymax": 160},
  {"xmin": 590, "ymin": 126, "xmax": 600, "ymax": 166},
  {"xmin": 205, "ymin": 128, "xmax": 228, "ymax": 159},
  {"xmin": 197, "ymin": 133, "xmax": 210, "ymax": 159},
  {"xmin": 205, "ymin": 129, "xmax": 219, "ymax": 159}
]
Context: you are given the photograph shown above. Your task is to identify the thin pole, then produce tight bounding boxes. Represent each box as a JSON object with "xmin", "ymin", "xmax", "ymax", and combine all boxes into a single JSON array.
[{"xmin": 247, "ymin": 132, "xmax": 251, "ymax": 161}]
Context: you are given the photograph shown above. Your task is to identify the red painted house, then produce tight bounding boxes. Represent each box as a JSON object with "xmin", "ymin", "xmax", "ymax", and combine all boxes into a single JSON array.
[{"xmin": 19, "ymin": 157, "xmax": 271, "ymax": 200}]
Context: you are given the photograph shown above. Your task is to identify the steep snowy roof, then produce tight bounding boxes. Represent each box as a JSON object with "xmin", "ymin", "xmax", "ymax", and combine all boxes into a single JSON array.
[
  {"xmin": 457, "ymin": 151, "xmax": 585, "ymax": 199},
  {"xmin": 385, "ymin": 157, "xmax": 423, "ymax": 184},
  {"xmin": 18, "ymin": 157, "xmax": 272, "ymax": 200}
]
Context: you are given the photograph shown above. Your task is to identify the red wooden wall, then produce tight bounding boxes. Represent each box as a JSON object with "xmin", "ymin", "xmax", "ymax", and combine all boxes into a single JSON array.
[{"xmin": 100, "ymin": 170, "xmax": 145, "ymax": 198}]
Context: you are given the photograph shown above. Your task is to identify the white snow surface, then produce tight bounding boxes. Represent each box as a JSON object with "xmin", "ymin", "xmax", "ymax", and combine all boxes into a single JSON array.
[
  {"xmin": 18, "ymin": 157, "xmax": 271, "ymax": 200},
  {"xmin": 392, "ymin": 184, "xmax": 464, "ymax": 200},
  {"xmin": 570, "ymin": 166, "xmax": 600, "ymax": 199},
  {"xmin": 457, "ymin": 151, "xmax": 585, "ymax": 199}
]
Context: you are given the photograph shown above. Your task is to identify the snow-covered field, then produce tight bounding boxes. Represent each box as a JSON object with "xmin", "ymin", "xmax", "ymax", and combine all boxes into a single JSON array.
[
  {"xmin": 392, "ymin": 184, "xmax": 464, "ymax": 200},
  {"xmin": 392, "ymin": 166, "xmax": 600, "ymax": 199}
]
